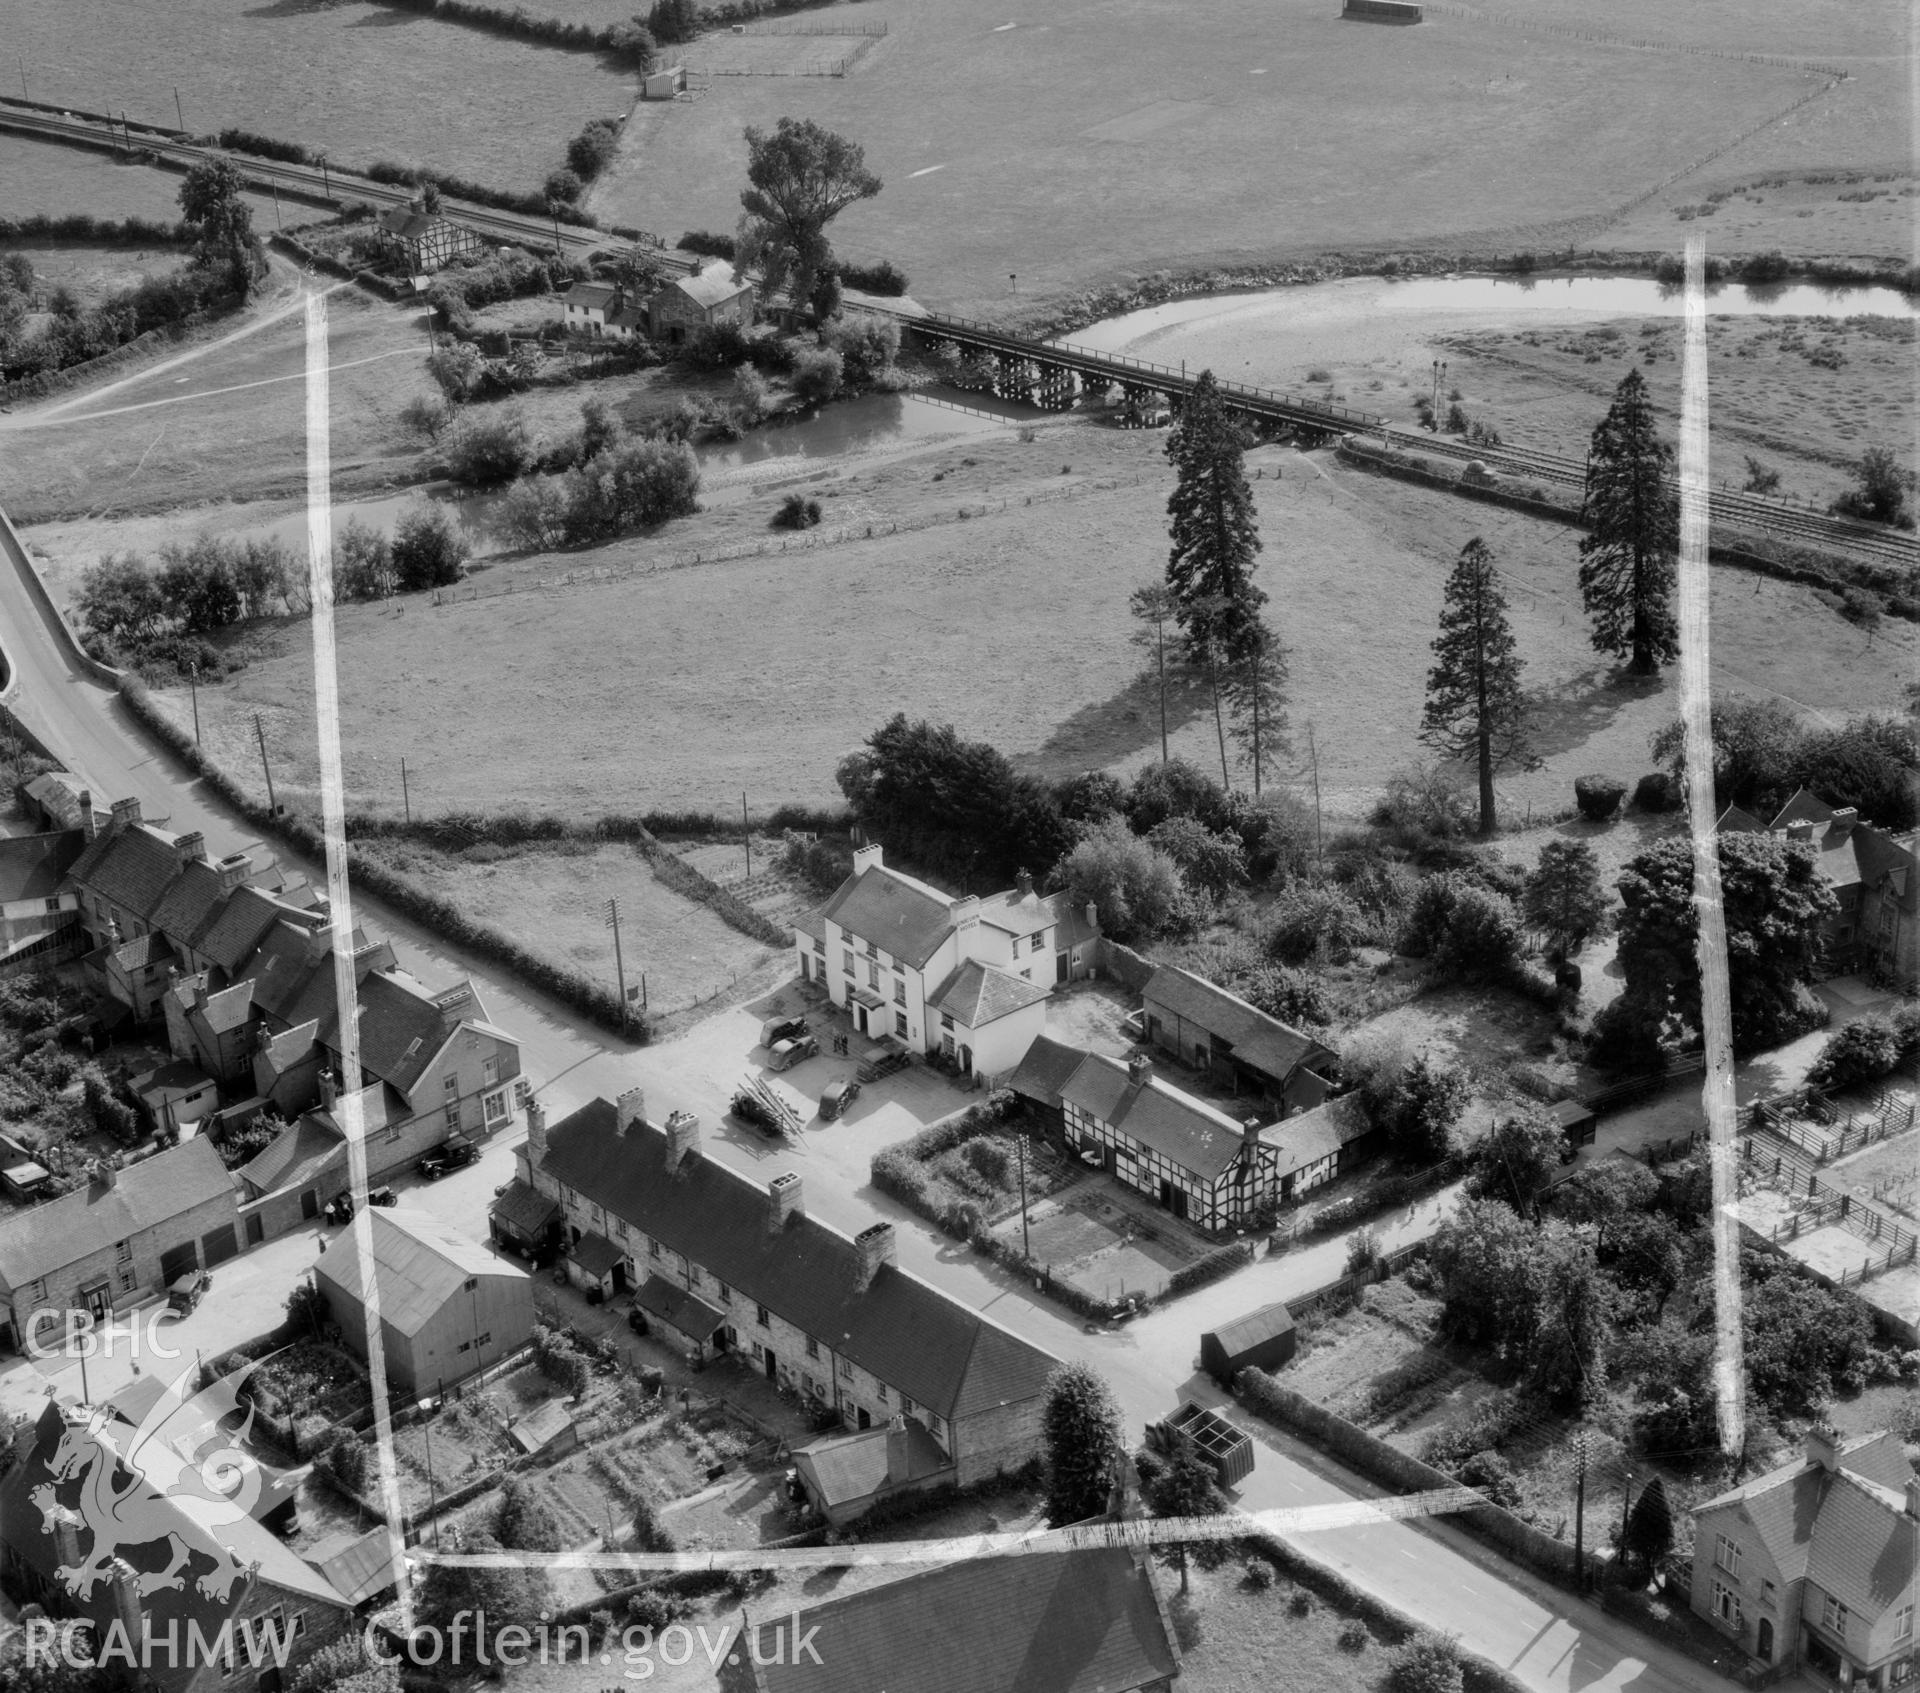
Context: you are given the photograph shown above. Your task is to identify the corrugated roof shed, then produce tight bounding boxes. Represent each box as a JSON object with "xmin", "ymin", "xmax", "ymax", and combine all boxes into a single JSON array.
[
  {"xmin": 795, "ymin": 1418, "xmax": 951, "ymax": 1509},
  {"xmin": 1142, "ymin": 965, "xmax": 1330, "ymax": 1084},
  {"xmin": 308, "ymin": 1527, "xmax": 406, "ymax": 1607},
  {"xmin": 1208, "ymin": 1300, "xmax": 1296, "ymax": 1360},
  {"xmin": 315, "ymin": 1208, "xmax": 526, "ymax": 1337}
]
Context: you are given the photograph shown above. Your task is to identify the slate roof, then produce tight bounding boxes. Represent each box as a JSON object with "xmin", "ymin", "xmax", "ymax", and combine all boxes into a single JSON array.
[
  {"xmin": 1206, "ymin": 1299, "xmax": 1295, "ymax": 1360},
  {"xmin": 978, "ymin": 886, "xmax": 1053, "ymax": 938},
  {"xmin": 489, "ymin": 1178, "xmax": 561, "ymax": 1239},
  {"xmin": 1059, "ymin": 1053, "xmax": 1253, "ymax": 1184},
  {"xmin": 632, "ymin": 1271, "xmax": 727, "ymax": 1340},
  {"xmin": 740, "ymin": 1548, "xmax": 1179, "ymax": 1693},
  {"xmin": 236, "ymin": 1117, "xmax": 346, "ymax": 1197},
  {"xmin": 1008, "ymin": 1035, "xmax": 1088, "ymax": 1111},
  {"xmin": 147, "ymin": 858, "xmax": 231, "ymax": 949},
  {"xmin": 0, "ymin": 830, "xmax": 83, "ymax": 902},
  {"xmin": 927, "ymin": 959, "xmax": 1048, "ymax": 1028},
  {"xmin": 1142, "ymin": 965, "xmax": 1331, "ymax": 1084},
  {"xmin": 110, "ymin": 931, "xmax": 173, "ymax": 972},
  {"xmin": 569, "ymin": 1229, "xmax": 626, "ymax": 1280},
  {"xmin": 794, "ymin": 1417, "xmax": 951, "ymax": 1509},
  {"xmin": 353, "ymin": 969, "xmax": 459, "ymax": 1093},
  {"xmin": 564, "ymin": 279, "xmax": 620, "ymax": 311},
  {"xmin": 195, "ymin": 979, "xmax": 257, "ymax": 1035},
  {"xmin": 823, "ymin": 864, "xmax": 959, "ymax": 968},
  {"xmin": 0, "ymin": 1139, "xmax": 235, "ymax": 1292},
  {"xmin": 65, "ymin": 823, "xmax": 191, "ymax": 923},
  {"xmin": 195, "ymin": 885, "xmax": 304, "ymax": 974},
  {"xmin": 671, "ymin": 260, "xmax": 751, "ymax": 310},
  {"xmin": 1262, "ymin": 1093, "xmax": 1373, "ymax": 1181},
  {"xmin": 259, "ymin": 1019, "xmax": 321, "ymax": 1076},
  {"xmin": 21, "ymin": 771, "xmax": 87, "ymax": 829},
  {"xmin": 1693, "ymin": 1431, "xmax": 1916, "ymax": 1602},
  {"xmin": 1716, "ymin": 804, "xmax": 1766, "ymax": 834},
  {"xmin": 537, "ymin": 1101, "xmax": 1060, "ymax": 1421},
  {"xmin": 1762, "ymin": 789, "xmax": 1919, "ymax": 909},
  {"xmin": 0, "ymin": 1400, "xmax": 344, "ymax": 1692},
  {"xmin": 1044, "ymin": 890, "xmax": 1100, "ymax": 949},
  {"xmin": 315, "ymin": 1208, "xmax": 527, "ymax": 1337}
]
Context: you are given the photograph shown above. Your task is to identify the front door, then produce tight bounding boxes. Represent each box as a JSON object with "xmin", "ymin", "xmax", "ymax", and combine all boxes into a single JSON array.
[
  {"xmin": 1056, "ymin": 952, "xmax": 1069, "ymax": 984},
  {"xmin": 764, "ymin": 1347, "xmax": 777, "ymax": 1381},
  {"xmin": 1158, "ymin": 1178, "xmax": 1174, "ymax": 1212},
  {"xmin": 855, "ymin": 1005, "xmax": 868, "ymax": 1036},
  {"xmin": 300, "ymin": 1189, "xmax": 319, "ymax": 1221},
  {"xmin": 857, "ymin": 1406, "xmax": 872, "ymax": 1430},
  {"xmin": 1756, "ymin": 1619, "xmax": 1773, "ymax": 1662},
  {"xmin": 84, "ymin": 1284, "xmax": 110, "ymax": 1321},
  {"xmin": 612, "ymin": 1260, "xmax": 629, "ymax": 1294}
]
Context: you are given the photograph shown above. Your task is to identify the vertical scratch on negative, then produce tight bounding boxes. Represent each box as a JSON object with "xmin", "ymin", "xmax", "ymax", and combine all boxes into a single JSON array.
[
  {"xmin": 304, "ymin": 284, "xmax": 414, "ymax": 1633},
  {"xmin": 1678, "ymin": 235, "xmax": 1746, "ymax": 1464}
]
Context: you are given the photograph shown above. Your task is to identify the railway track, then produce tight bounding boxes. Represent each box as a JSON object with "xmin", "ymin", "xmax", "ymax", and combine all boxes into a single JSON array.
[{"xmin": 7, "ymin": 99, "xmax": 1916, "ymax": 569}]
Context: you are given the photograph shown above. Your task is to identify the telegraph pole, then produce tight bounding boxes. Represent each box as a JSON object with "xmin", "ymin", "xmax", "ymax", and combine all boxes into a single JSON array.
[
  {"xmin": 1571, "ymin": 1427, "xmax": 1592, "ymax": 1587},
  {"xmin": 605, "ymin": 898, "xmax": 629, "ymax": 1034},
  {"xmin": 742, "ymin": 791, "xmax": 751, "ymax": 880},
  {"xmin": 1017, "ymin": 1133, "xmax": 1030, "ymax": 1260},
  {"xmin": 187, "ymin": 663, "xmax": 201, "ymax": 744},
  {"xmin": 253, "ymin": 712, "xmax": 278, "ymax": 815},
  {"xmin": 400, "ymin": 757, "xmax": 411, "ymax": 825},
  {"xmin": 173, "ymin": 88, "xmax": 184, "ymax": 133}
]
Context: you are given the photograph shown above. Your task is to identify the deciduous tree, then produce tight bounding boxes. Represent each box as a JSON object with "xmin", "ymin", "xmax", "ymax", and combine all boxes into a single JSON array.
[
  {"xmin": 178, "ymin": 159, "xmax": 256, "ymax": 295},
  {"xmin": 1464, "ymin": 1103, "xmax": 1565, "ymax": 1214},
  {"xmin": 1420, "ymin": 537, "xmax": 1531, "ymax": 836},
  {"xmin": 1522, "ymin": 839, "xmax": 1610, "ymax": 958},
  {"xmin": 1578, "ymin": 367, "xmax": 1679, "ymax": 675},
  {"xmin": 1137, "ymin": 1425, "xmax": 1229, "ymax": 1594},
  {"xmin": 1052, "ymin": 817, "xmax": 1186, "ymax": 943},
  {"xmin": 736, "ymin": 118, "xmax": 881, "ymax": 319}
]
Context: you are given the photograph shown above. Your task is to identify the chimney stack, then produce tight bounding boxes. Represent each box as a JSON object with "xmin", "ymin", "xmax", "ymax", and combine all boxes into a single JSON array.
[
  {"xmin": 1805, "ymin": 1422, "xmax": 1839, "ymax": 1472},
  {"xmin": 525, "ymin": 1096, "xmax": 548, "ymax": 1163},
  {"xmin": 853, "ymin": 1221, "xmax": 896, "ymax": 1291},
  {"xmin": 79, "ymin": 790, "xmax": 96, "ymax": 841},
  {"xmin": 617, "ymin": 1087, "xmax": 647, "ymax": 1133},
  {"xmin": 1787, "ymin": 819, "xmax": 1816, "ymax": 843},
  {"xmin": 1829, "ymin": 807, "xmax": 1858, "ymax": 838},
  {"xmin": 1085, "ymin": 901, "xmax": 1099, "ymax": 934},
  {"xmin": 93, "ymin": 1157, "xmax": 117, "ymax": 1191},
  {"xmin": 664, "ymin": 1106, "xmax": 700, "ymax": 1173},
  {"xmin": 885, "ymin": 1413, "xmax": 911, "ymax": 1486},
  {"xmin": 1128, "ymin": 1055, "xmax": 1154, "ymax": 1088},
  {"xmin": 304, "ymin": 924, "xmax": 333, "ymax": 965},
  {"xmin": 174, "ymin": 831, "xmax": 207, "ymax": 867},
  {"xmin": 1015, "ymin": 867, "xmax": 1034, "ymax": 900},
  {"xmin": 320, "ymin": 1070, "xmax": 338, "ymax": 1110},
  {"xmin": 851, "ymin": 843, "xmax": 885, "ymax": 878},
  {"xmin": 217, "ymin": 853, "xmax": 254, "ymax": 893},
  {"xmin": 767, "ymin": 1171, "xmax": 803, "ymax": 1233},
  {"xmin": 109, "ymin": 797, "xmax": 142, "ymax": 834},
  {"xmin": 49, "ymin": 1505, "xmax": 83, "ymax": 1569},
  {"xmin": 1242, "ymin": 1116, "xmax": 1264, "ymax": 1152},
  {"xmin": 107, "ymin": 1558, "xmax": 143, "ymax": 1648}
]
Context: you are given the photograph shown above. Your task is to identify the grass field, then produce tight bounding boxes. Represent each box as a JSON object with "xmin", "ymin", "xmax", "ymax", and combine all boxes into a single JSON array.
[
  {"xmin": 111, "ymin": 419, "xmax": 1914, "ymax": 827},
  {"xmin": 0, "ymin": 267, "xmax": 438, "ymax": 521},
  {"xmin": 1582, "ymin": 167, "xmax": 1919, "ymax": 262},
  {"xmin": 10, "ymin": 0, "xmax": 630, "ymax": 193},
  {"xmin": 0, "ymin": 134, "xmax": 286, "ymax": 228},
  {"xmin": 598, "ymin": 0, "xmax": 1826, "ymax": 313}
]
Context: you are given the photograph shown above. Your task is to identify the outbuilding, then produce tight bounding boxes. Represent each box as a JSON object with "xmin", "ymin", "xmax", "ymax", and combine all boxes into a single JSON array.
[{"xmin": 1200, "ymin": 1300, "xmax": 1297, "ymax": 1384}]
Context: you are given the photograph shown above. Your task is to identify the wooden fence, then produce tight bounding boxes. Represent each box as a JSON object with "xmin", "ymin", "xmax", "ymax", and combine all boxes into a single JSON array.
[{"xmin": 1284, "ymin": 1240, "xmax": 1428, "ymax": 1323}]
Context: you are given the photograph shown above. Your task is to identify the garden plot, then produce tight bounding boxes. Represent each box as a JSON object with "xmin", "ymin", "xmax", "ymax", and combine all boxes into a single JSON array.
[
  {"xmin": 1008, "ymin": 1188, "xmax": 1197, "ymax": 1306},
  {"xmin": 1828, "ymin": 1126, "xmax": 1920, "ymax": 1220}
]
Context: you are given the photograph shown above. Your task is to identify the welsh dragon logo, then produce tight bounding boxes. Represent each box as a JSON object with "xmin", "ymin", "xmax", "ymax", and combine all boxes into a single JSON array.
[{"xmin": 30, "ymin": 1354, "xmax": 264, "ymax": 1607}]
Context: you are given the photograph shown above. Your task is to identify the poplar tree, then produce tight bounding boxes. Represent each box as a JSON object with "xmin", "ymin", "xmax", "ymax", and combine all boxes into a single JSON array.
[
  {"xmin": 1420, "ymin": 537, "xmax": 1532, "ymax": 836},
  {"xmin": 1578, "ymin": 368, "xmax": 1680, "ymax": 675}
]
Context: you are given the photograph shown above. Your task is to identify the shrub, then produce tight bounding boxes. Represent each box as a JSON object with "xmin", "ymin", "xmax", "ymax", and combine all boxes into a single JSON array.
[
  {"xmin": 1373, "ymin": 765, "xmax": 1475, "ymax": 848},
  {"xmin": 390, "ymin": 502, "xmax": 471, "ymax": 591},
  {"xmin": 685, "ymin": 319, "xmax": 753, "ymax": 370},
  {"xmin": 1830, "ymin": 446, "xmax": 1915, "ymax": 530},
  {"xmin": 1737, "ymin": 250, "xmax": 1792, "ymax": 284},
  {"xmin": 566, "ymin": 119, "xmax": 621, "ymax": 183},
  {"xmin": 1289, "ymin": 1592, "xmax": 1313, "ymax": 1617},
  {"xmin": 1632, "ymin": 770, "xmax": 1679, "ymax": 812},
  {"xmin": 1053, "ymin": 816, "xmax": 1187, "ymax": 943},
  {"xmin": 1339, "ymin": 1622, "xmax": 1371, "ymax": 1653},
  {"xmin": 676, "ymin": 230, "xmax": 737, "ymax": 259},
  {"xmin": 445, "ymin": 412, "xmax": 532, "ymax": 486},
  {"xmin": 1267, "ymin": 883, "xmax": 1367, "ymax": 964},
  {"xmin": 400, "ymin": 393, "xmax": 451, "ymax": 440},
  {"xmin": 556, "ymin": 436, "xmax": 701, "ymax": 541},
  {"xmin": 1240, "ymin": 963, "xmax": 1332, "ymax": 1028},
  {"xmin": 729, "ymin": 365, "xmax": 772, "ymax": 426},
  {"xmin": 1242, "ymin": 1559, "xmax": 1275, "ymax": 1592},
  {"xmin": 1390, "ymin": 1631, "xmax": 1465, "ymax": 1693},
  {"xmin": 824, "ymin": 315, "xmax": 899, "ymax": 385},
  {"xmin": 1806, "ymin": 1014, "xmax": 1911, "ymax": 1090},
  {"xmin": 773, "ymin": 493, "xmax": 823, "ymax": 530},
  {"xmin": 319, "ymin": 1431, "xmax": 368, "ymax": 1493},
  {"xmin": 836, "ymin": 258, "xmax": 909, "ymax": 295},
  {"xmin": 1400, "ymin": 876, "xmax": 1523, "ymax": 979},
  {"xmin": 544, "ymin": 168, "xmax": 585, "ymax": 205},
  {"xmin": 790, "ymin": 345, "xmax": 844, "ymax": 406},
  {"xmin": 1573, "ymin": 774, "xmax": 1626, "ymax": 822},
  {"xmin": 333, "ymin": 519, "xmax": 395, "ymax": 601}
]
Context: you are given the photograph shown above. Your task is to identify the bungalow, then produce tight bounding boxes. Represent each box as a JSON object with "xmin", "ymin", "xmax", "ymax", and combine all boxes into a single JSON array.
[
  {"xmin": 1140, "ymin": 966, "xmax": 1337, "ymax": 1115},
  {"xmin": 730, "ymin": 1547, "xmax": 1182, "ymax": 1693},
  {"xmin": 1688, "ymin": 1423, "xmax": 1916, "ymax": 1688},
  {"xmin": 516, "ymin": 1093, "xmax": 1060, "ymax": 1521},
  {"xmin": 0, "ymin": 1138, "xmax": 239, "ymax": 1351},
  {"xmin": 1058, "ymin": 1053, "xmax": 1376, "ymax": 1229},
  {"xmin": 648, "ymin": 259, "xmax": 755, "ymax": 345},
  {"xmin": 377, "ymin": 203, "xmax": 485, "ymax": 273},
  {"xmin": 794, "ymin": 847, "xmax": 1096, "ymax": 1078},
  {"xmin": 1722, "ymin": 789, "xmax": 1919, "ymax": 983}
]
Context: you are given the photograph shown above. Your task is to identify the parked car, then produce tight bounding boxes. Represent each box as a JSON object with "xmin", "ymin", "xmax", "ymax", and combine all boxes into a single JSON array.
[
  {"xmin": 760, "ymin": 1015, "xmax": 809, "ymax": 1050},
  {"xmin": 819, "ymin": 1078, "xmax": 861, "ymax": 1121},
  {"xmin": 627, "ymin": 1307, "xmax": 649, "ymax": 1337},
  {"xmin": 367, "ymin": 1186, "xmax": 398, "ymax": 1207},
  {"xmin": 166, "ymin": 1271, "xmax": 211, "ymax": 1316},
  {"xmin": 417, "ymin": 1142, "xmax": 478, "ymax": 1181},
  {"xmin": 767, "ymin": 1034, "xmax": 820, "ymax": 1073},
  {"xmin": 324, "ymin": 1193, "xmax": 354, "ymax": 1224}
]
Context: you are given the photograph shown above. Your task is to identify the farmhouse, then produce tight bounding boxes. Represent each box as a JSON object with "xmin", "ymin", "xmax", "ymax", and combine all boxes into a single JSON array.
[
  {"xmin": 313, "ymin": 1207, "xmax": 533, "ymax": 1398},
  {"xmin": 794, "ymin": 847, "xmax": 1095, "ymax": 1078},
  {"xmin": 1720, "ymin": 789, "xmax": 1919, "ymax": 983},
  {"xmin": 1139, "ymin": 966, "xmax": 1337, "ymax": 1115},
  {"xmin": 0, "ymin": 1399, "xmax": 358, "ymax": 1693},
  {"xmin": 561, "ymin": 279, "xmax": 646, "ymax": 340},
  {"xmin": 729, "ymin": 1547, "xmax": 1181, "ymax": 1693},
  {"xmin": 1057, "ymin": 1052, "xmax": 1374, "ymax": 1228},
  {"xmin": 1687, "ymin": 1424, "xmax": 1916, "ymax": 1688},
  {"xmin": 648, "ymin": 259, "xmax": 755, "ymax": 345},
  {"xmin": 0, "ymin": 1139, "xmax": 239, "ymax": 1352},
  {"xmin": 519, "ymin": 1094, "xmax": 1059, "ymax": 1513},
  {"xmin": 377, "ymin": 202, "xmax": 485, "ymax": 273}
]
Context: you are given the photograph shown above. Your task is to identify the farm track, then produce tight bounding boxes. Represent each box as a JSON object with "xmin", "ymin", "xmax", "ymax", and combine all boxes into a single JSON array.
[{"xmin": 7, "ymin": 101, "xmax": 1913, "ymax": 569}]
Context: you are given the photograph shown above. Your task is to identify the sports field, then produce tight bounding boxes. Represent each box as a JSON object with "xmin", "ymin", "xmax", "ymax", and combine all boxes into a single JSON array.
[{"xmin": 599, "ymin": 0, "xmax": 1838, "ymax": 313}]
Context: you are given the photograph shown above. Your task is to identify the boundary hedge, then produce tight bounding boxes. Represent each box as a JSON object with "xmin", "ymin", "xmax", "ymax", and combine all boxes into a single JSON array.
[
  {"xmin": 115, "ymin": 677, "xmax": 651, "ymax": 1040},
  {"xmin": 0, "ymin": 212, "xmax": 189, "ymax": 246}
]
